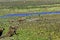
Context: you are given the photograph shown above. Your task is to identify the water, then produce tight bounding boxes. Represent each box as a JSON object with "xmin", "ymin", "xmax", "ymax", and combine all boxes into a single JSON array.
[{"xmin": 0, "ymin": 12, "xmax": 60, "ymax": 18}]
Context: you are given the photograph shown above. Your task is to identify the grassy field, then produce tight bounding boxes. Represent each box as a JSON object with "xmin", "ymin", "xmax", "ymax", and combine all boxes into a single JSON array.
[
  {"xmin": 0, "ymin": 0, "xmax": 60, "ymax": 40},
  {"xmin": 0, "ymin": 1, "xmax": 60, "ymax": 16},
  {"xmin": 0, "ymin": 4, "xmax": 60, "ymax": 16},
  {"xmin": 0, "ymin": 14, "xmax": 60, "ymax": 40}
]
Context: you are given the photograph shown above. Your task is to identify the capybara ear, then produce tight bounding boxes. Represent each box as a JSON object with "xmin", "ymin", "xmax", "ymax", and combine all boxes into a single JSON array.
[
  {"xmin": 3, "ymin": 28, "xmax": 5, "ymax": 30},
  {"xmin": 0, "ymin": 27, "xmax": 4, "ymax": 30},
  {"xmin": 1, "ymin": 27, "xmax": 5, "ymax": 30}
]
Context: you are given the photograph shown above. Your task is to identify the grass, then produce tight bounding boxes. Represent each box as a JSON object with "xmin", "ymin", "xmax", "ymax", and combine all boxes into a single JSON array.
[
  {"xmin": 0, "ymin": 1, "xmax": 60, "ymax": 40},
  {"xmin": 0, "ymin": 0, "xmax": 60, "ymax": 16},
  {"xmin": 0, "ymin": 14, "xmax": 60, "ymax": 40},
  {"xmin": 0, "ymin": 4, "xmax": 60, "ymax": 16}
]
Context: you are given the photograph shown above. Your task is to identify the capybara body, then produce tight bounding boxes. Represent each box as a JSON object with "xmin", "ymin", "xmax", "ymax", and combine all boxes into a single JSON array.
[{"xmin": 0, "ymin": 26, "xmax": 18, "ymax": 38}]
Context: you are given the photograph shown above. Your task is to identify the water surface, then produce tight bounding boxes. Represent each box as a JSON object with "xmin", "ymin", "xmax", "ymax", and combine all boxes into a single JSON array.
[{"xmin": 0, "ymin": 12, "xmax": 60, "ymax": 18}]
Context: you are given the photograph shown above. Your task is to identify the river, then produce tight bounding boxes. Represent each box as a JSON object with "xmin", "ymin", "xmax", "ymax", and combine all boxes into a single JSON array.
[{"xmin": 0, "ymin": 12, "xmax": 60, "ymax": 18}]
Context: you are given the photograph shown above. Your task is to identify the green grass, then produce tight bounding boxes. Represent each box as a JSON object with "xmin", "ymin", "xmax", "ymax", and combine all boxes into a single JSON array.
[
  {"xmin": 0, "ymin": 4, "xmax": 60, "ymax": 16},
  {"xmin": 0, "ymin": 1, "xmax": 60, "ymax": 40},
  {"xmin": 0, "ymin": 14, "xmax": 60, "ymax": 40},
  {"xmin": 0, "ymin": 0, "xmax": 60, "ymax": 16}
]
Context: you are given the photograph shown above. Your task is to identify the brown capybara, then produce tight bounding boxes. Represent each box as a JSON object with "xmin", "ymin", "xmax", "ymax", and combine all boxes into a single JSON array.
[
  {"xmin": 18, "ymin": 17, "xmax": 26, "ymax": 23},
  {"xmin": 8, "ymin": 20, "xmax": 15, "ymax": 24},
  {"xmin": 6, "ymin": 26, "xmax": 18, "ymax": 37},
  {"xmin": 18, "ymin": 19, "xmax": 25, "ymax": 22},
  {"xmin": 0, "ymin": 26, "xmax": 18, "ymax": 38}
]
